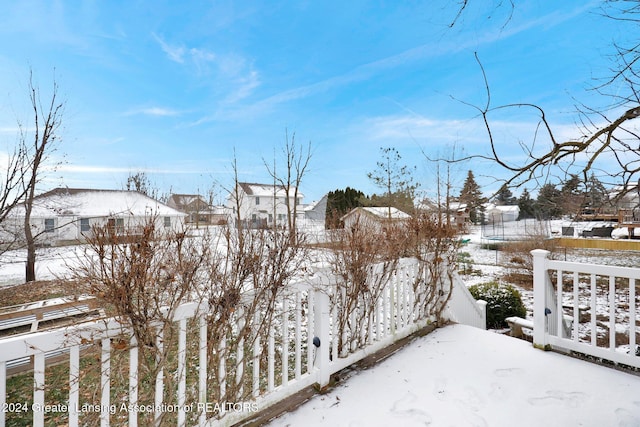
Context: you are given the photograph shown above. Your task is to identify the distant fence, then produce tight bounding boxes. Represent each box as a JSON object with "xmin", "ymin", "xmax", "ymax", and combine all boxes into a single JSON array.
[
  {"xmin": 532, "ymin": 249, "xmax": 640, "ymax": 369},
  {"xmin": 0, "ymin": 257, "xmax": 485, "ymax": 427}
]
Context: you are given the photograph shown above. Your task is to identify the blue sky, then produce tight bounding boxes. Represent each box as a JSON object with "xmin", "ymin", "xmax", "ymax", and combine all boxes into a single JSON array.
[{"xmin": 0, "ymin": 1, "xmax": 621, "ymax": 203}]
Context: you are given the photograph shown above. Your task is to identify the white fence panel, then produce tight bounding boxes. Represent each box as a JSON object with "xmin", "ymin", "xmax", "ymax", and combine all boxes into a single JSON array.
[{"xmin": 532, "ymin": 249, "xmax": 640, "ymax": 369}]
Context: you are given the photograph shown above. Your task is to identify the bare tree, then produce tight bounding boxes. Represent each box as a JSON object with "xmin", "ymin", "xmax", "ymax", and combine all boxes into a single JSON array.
[
  {"xmin": 367, "ymin": 147, "xmax": 418, "ymax": 217},
  {"xmin": 264, "ymin": 130, "xmax": 312, "ymax": 242},
  {"xmin": 21, "ymin": 71, "xmax": 64, "ymax": 282},
  {"xmin": 0, "ymin": 143, "xmax": 29, "ymax": 253},
  {"xmin": 446, "ymin": 2, "xmax": 640, "ymax": 199}
]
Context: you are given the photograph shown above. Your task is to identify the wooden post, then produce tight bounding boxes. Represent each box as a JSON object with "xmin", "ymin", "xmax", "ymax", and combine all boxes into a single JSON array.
[
  {"xmin": 532, "ymin": 249, "xmax": 550, "ymax": 350},
  {"xmin": 313, "ymin": 291, "xmax": 331, "ymax": 388}
]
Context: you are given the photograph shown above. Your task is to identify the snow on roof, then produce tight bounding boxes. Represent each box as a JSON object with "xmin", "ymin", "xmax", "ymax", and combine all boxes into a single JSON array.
[
  {"xmin": 17, "ymin": 188, "xmax": 186, "ymax": 218},
  {"xmin": 486, "ymin": 204, "xmax": 520, "ymax": 213},
  {"xmin": 267, "ymin": 324, "xmax": 640, "ymax": 426},
  {"xmin": 343, "ymin": 206, "xmax": 411, "ymax": 220},
  {"xmin": 236, "ymin": 182, "xmax": 303, "ymax": 198}
]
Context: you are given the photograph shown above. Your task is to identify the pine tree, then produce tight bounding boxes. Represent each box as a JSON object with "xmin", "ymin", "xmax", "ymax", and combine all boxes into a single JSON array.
[
  {"xmin": 517, "ymin": 188, "xmax": 535, "ymax": 219},
  {"xmin": 325, "ymin": 187, "xmax": 366, "ymax": 228},
  {"xmin": 536, "ymin": 183, "xmax": 562, "ymax": 219},
  {"xmin": 584, "ymin": 173, "xmax": 610, "ymax": 213},
  {"xmin": 495, "ymin": 184, "xmax": 516, "ymax": 205},
  {"xmin": 459, "ymin": 170, "xmax": 486, "ymax": 223}
]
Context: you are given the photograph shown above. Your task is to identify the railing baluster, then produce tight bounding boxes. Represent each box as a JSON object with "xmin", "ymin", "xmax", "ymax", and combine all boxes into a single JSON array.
[
  {"xmin": 177, "ymin": 318, "xmax": 187, "ymax": 427},
  {"xmin": 331, "ymin": 303, "xmax": 338, "ymax": 361},
  {"xmin": 557, "ymin": 270, "xmax": 564, "ymax": 337},
  {"xmin": 198, "ymin": 316, "xmax": 207, "ymax": 427},
  {"xmin": 282, "ymin": 297, "xmax": 289, "ymax": 387},
  {"xmin": 267, "ymin": 328, "xmax": 274, "ymax": 392},
  {"xmin": 129, "ymin": 336, "xmax": 138, "ymax": 427},
  {"xmin": 236, "ymin": 308, "xmax": 245, "ymax": 398},
  {"xmin": 591, "ymin": 274, "xmax": 597, "ymax": 346},
  {"xmin": 33, "ymin": 352, "xmax": 45, "ymax": 427},
  {"xmin": 573, "ymin": 272, "xmax": 579, "ymax": 341},
  {"xmin": 295, "ymin": 291, "xmax": 302, "ymax": 380},
  {"xmin": 100, "ymin": 338, "xmax": 111, "ymax": 427},
  {"xmin": 252, "ymin": 311, "xmax": 260, "ymax": 398},
  {"xmin": 155, "ymin": 328, "xmax": 164, "ymax": 427},
  {"xmin": 69, "ymin": 345, "xmax": 80, "ymax": 427},
  {"xmin": 609, "ymin": 275, "xmax": 616, "ymax": 350},
  {"xmin": 219, "ymin": 335, "xmax": 226, "ymax": 399},
  {"xmin": 631, "ymin": 278, "xmax": 637, "ymax": 353}
]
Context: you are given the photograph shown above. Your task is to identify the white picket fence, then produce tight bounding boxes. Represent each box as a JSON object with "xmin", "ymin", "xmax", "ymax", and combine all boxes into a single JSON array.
[
  {"xmin": 532, "ymin": 249, "xmax": 640, "ymax": 369},
  {"xmin": 0, "ymin": 258, "xmax": 484, "ymax": 427}
]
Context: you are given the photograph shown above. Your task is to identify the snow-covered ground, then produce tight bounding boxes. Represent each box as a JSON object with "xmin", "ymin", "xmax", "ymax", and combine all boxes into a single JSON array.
[{"xmin": 267, "ymin": 324, "xmax": 640, "ymax": 427}]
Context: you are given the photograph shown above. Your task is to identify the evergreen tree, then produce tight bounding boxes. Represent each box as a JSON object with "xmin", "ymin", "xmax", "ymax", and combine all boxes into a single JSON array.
[
  {"xmin": 495, "ymin": 184, "xmax": 517, "ymax": 205},
  {"xmin": 536, "ymin": 183, "xmax": 562, "ymax": 219},
  {"xmin": 560, "ymin": 174, "xmax": 584, "ymax": 216},
  {"xmin": 517, "ymin": 188, "xmax": 535, "ymax": 219},
  {"xmin": 325, "ymin": 187, "xmax": 366, "ymax": 228},
  {"xmin": 459, "ymin": 170, "xmax": 486, "ymax": 223},
  {"xmin": 584, "ymin": 173, "xmax": 610, "ymax": 213}
]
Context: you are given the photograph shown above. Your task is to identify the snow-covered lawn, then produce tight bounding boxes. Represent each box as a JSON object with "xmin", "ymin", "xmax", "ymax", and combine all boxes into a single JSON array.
[{"xmin": 267, "ymin": 324, "xmax": 640, "ymax": 427}]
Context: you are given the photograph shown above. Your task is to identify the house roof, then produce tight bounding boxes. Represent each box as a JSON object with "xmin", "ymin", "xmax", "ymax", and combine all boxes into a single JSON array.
[
  {"xmin": 341, "ymin": 206, "xmax": 411, "ymax": 221},
  {"xmin": 235, "ymin": 182, "xmax": 303, "ymax": 198},
  {"xmin": 303, "ymin": 194, "xmax": 327, "ymax": 212},
  {"xmin": 168, "ymin": 193, "xmax": 207, "ymax": 207},
  {"xmin": 485, "ymin": 203, "xmax": 520, "ymax": 214},
  {"xmin": 16, "ymin": 188, "xmax": 186, "ymax": 218}
]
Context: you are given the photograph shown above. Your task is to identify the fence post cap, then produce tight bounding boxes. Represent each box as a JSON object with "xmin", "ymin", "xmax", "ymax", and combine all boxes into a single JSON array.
[{"xmin": 530, "ymin": 249, "xmax": 550, "ymax": 257}]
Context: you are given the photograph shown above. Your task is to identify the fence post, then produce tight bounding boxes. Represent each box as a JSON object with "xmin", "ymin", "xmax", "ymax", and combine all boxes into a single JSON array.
[
  {"xmin": 532, "ymin": 249, "xmax": 550, "ymax": 350},
  {"xmin": 477, "ymin": 300, "xmax": 487, "ymax": 330},
  {"xmin": 313, "ymin": 290, "xmax": 331, "ymax": 389}
]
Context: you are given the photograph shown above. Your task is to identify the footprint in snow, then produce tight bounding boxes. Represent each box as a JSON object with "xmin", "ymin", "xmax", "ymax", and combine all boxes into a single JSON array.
[
  {"xmin": 527, "ymin": 390, "xmax": 588, "ymax": 408},
  {"xmin": 390, "ymin": 391, "xmax": 433, "ymax": 425}
]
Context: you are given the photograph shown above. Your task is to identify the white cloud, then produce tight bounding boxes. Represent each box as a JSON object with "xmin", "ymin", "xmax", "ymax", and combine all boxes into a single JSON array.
[
  {"xmin": 152, "ymin": 33, "xmax": 186, "ymax": 63},
  {"xmin": 125, "ymin": 107, "xmax": 181, "ymax": 117}
]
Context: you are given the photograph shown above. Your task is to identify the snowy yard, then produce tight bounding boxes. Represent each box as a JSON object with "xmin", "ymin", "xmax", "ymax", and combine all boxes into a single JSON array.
[
  {"xmin": 1, "ymin": 221, "xmax": 640, "ymax": 425},
  {"xmin": 266, "ymin": 324, "xmax": 640, "ymax": 427}
]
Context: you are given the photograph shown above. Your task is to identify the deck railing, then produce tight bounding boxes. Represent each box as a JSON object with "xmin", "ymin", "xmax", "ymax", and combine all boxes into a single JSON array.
[
  {"xmin": 532, "ymin": 249, "xmax": 640, "ymax": 369},
  {"xmin": 0, "ymin": 258, "xmax": 484, "ymax": 427}
]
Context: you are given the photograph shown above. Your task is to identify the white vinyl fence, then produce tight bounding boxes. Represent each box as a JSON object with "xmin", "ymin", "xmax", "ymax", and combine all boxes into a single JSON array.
[
  {"xmin": 0, "ymin": 258, "xmax": 484, "ymax": 427},
  {"xmin": 532, "ymin": 249, "xmax": 640, "ymax": 369}
]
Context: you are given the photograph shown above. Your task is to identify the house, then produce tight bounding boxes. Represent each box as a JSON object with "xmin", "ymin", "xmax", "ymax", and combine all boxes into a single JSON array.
[
  {"xmin": 227, "ymin": 182, "xmax": 304, "ymax": 229},
  {"xmin": 167, "ymin": 193, "xmax": 228, "ymax": 225},
  {"xmin": 303, "ymin": 194, "xmax": 328, "ymax": 223},
  {"xmin": 341, "ymin": 206, "xmax": 411, "ymax": 233},
  {"xmin": 485, "ymin": 203, "xmax": 520, "ymax": 223},
  {"xmin": 4, "ymin": 188, "xmax": 187, "ymax": 246}
]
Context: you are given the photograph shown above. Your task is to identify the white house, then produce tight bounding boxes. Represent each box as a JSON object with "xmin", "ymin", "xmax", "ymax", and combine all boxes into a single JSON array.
[
  {"xmin": 341, "ymin": 206, "xmax": 411, "ymax": 233},
  {"xmin": 485, "ymin": 203, "xmax": 520, "ymax": 223},
  {"xmin": 227, "ymin": 182, "xmax": 304, "ymax": 229},
  {"xmin": 4, "ymin": 188, "xmax": 187, "ymax": 246}
]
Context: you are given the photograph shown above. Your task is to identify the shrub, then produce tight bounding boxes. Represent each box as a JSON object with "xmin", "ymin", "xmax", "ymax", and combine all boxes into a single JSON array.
[{"xmin": 468, "ymin": 281, "xmax": 526, "ymax": 328}]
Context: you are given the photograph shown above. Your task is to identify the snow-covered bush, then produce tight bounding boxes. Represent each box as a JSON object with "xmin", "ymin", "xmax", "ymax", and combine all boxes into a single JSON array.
[{"xmin": 468, "ymin": 281, "xmax": 526, "ymax": 328}]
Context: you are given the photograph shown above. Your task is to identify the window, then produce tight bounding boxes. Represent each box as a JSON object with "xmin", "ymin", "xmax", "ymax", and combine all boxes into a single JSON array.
[
  {"xmin": 44, "ymin": 218, "xmax": 55, "ymax": 233},
  {"xmin": 164, "ymin": 217, "xmax": 171, "ymax": 228},
  {"xmin": 116, "ymin": 218, "xmax": 125, "ymax": 233},
  {"xmin": 255, "ymin": 196, "xmax": 260, "ymax": 205},
  {"xmin": 80, "ymin": 218, "xmax": 90, "ymax": 233}
]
